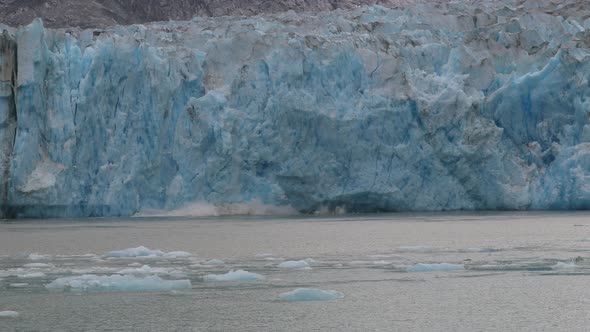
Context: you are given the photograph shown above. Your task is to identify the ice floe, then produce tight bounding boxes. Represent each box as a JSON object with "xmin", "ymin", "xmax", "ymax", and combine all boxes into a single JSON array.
[
  {"xmin": 398, "ymin": 246, "xmax": 433, "ymax": 252},
  {"xmin": 203, "ymin": 270, "xmax": 264, "ymax": 282},
  {"xmin": 45, "ymin": 274, "xmax": 191, "ymax": 292},
  {"xmin": 0, "ymin": 311, "xmax": 19, "ymax": 318},
  {"xmin": 28, "ymin": 253, "xmax": 48, "ymax": 260},
  {"xmin": 406, "ymin": 263, "xmax": 465, "ymax": 272},
  {"xmin": 9, "ymin": 283, "xmax": 28, "ymax": 288},
  {"xmin": 116, "ymin": 265, "xmax": 184, "ymax": 277},
  {"xmin": 203, "ymin": 259, "xmax": 225, "ymax": 266},
  {"xmin": 278, "ymin": 260, "xmax": 312, "ymax": 270},
  {"xmin": 17, "ymin": 272, "xmax": 46, "ymax": 278},
  {"xmin": 104, "ymin": 246, "xmax": 192, "ymax": 258},
  {"xmin": 552, "ymin": 262, "xmax": 579, "ymax": 270},
  {"xmin": 279, "ymin": 288, "xmax": 345, "ymax": 302}
]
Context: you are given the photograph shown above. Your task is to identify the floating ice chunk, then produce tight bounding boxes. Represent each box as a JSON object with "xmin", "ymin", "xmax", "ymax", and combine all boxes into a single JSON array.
[
  {"xmin": 552, "ymin": 262, "xmax": 578, "ymax": 270},
  {"xmin": 28, "ymin": 253, "xmax": 48, "ymax": 260},
  {"xmin": 23, "ymin": 263, "xmax": 53, "ymax": 268},
  {"xmin": 163, "ymin": 251, "xmax": 193, "ymax": 258},
  {"xmin": 279, "ymin": 288, "xmax": 344, "ymax": 302},
  {"xmin": 69, "ymin": 267, "xmax": 120, "ymax": 274},
  {"xmin": 45, "ymin": 275, "xmax": 191, "ymax": 292},
  {"xmin": 406, "ymin": 263, "xmax": 465, "ymax": 272},
  {"xmin": 256, "ymin": 253, "xmax": 274, "ymax": 258},
  {"xmin": 264, "ymin": 257, "xmax": 285, "ymax": 261},
  {"xmin": 104, "ymin": 246, "xmax": 164, "ymax": 258},
  {"xmin": 116, "ymin": 265, "xmax": 179, "ymax": 276},
  {"xmin": 368, "ymin": 254, "xmax": 401, "ymax": 259},
  {"xmin": 204, "ymin": 259, "xmax": 225, "ymax": 266},
  {"xmin": 203, "ymin": 270, "xmax": 264, "ymax": 282},
  {"xmin": 9, "ymin": 283, "xmax": 28, "ymax": 288},
  {"xmin": 104, "ymin": 246, "xmax": 192, "ymax": 258},
  {"xmin": 17, "ymin": 272, "xmax": 46, "ymax": 278},
  {"xmin": 0, "ymin": 311, "xmax": 19, "ymax": 318},
  {"xmin": 278, "ymin": 260, "xmax": 312, "ymax": 270},
  {"xmin": 128, "ymin": 263, "xmax": 142, "ymax": 267},
  {"xmin": 399, "ymin": 246, "xmax": 433, "ymax": 252}
]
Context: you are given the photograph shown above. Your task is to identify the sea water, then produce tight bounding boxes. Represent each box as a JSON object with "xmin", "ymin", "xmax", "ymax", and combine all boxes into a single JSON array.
[{"xmin": 1, "ymin": 212, "xmax": 590, "ymax": 331}]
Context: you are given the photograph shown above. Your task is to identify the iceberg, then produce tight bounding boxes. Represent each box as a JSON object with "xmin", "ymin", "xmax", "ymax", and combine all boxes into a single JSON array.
[
  {"xmin": 45, "ymin": 274, "xmax": 192, "ymax": 292},
  {"xmin": 203, "ymin": 270, "xmax": 265, "ymax": 282},
  {"xmin": 406, "ymin": 263, "xmax": 465, "ymax": 272},
  {"xmin": 1, "ymin": 0, "xmax": 590, "ymax": 218},
  {"xmin": 279, "ymin": 288, "xmax": 345, "ymax": 302}
]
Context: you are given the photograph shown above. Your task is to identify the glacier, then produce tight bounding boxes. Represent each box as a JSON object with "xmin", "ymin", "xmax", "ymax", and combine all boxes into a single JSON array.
[{"xmin": 0, "ymin": 0, "xmax": 589, "ymax": 218}]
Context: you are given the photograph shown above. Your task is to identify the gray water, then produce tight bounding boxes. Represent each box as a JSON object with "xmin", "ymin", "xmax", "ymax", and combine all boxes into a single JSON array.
[{"xmin": 1, "ymin": 212, "xmax": 590, "ymax": 331}]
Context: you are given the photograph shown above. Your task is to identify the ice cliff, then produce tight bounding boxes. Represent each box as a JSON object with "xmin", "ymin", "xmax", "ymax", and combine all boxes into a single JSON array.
[{"xmin": 1, "ymin": 0, "xmax": 589, "ymax": 218}]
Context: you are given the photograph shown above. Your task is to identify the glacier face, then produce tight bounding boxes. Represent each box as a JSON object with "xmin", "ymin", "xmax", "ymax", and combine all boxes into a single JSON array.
[{"xmin": 1, "ymin": 1, "xmax": 589, "ymax": 218}]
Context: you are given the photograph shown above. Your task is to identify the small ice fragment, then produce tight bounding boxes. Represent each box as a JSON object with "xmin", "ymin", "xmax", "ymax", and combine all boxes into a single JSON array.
[
  {"xmin": 128, "ymin": 263, "xmax": 142, "ymax": 267},
  {"xmin": 163, "ymin": 251, "xmax": 192, "ymax": 258},
  {"xmin": 45, "ymin": 274, "xmax": 191, "ymax": 292},
  {"xmin": 406, "ymin": 263, "xmax": 465, "ymax": 272},
  {"xmin": 264, "ymin": 257, "xmax": 284, "ymax": 261},
  {"xmin": 204, "ymin": 259, "xmax": 225, "ymax": 266},
  {"xmin": 278, "ymin": 260, "xmax": 311, "ymax": 270},
  {"xmin": 552, "ymin": 262, "xmax": 578, "ymax": 270},
  {"xmin": 9, "ymin": 283, "xmax": 28, "ymax": 288},
  {"xmin": 116, "ymin": 265, "xmax": 179, "ymax": 276},
  {"xmin": 255, "ymin": 253, "xmax": 274, "ymax": 257},
  {"xmin": 104, "ymin": 247, "xmax": 192, "ymax": 258},
  {"xmin": 399, "ymin": 246, "xmax": 432, "ymax": 252},
  {"xmin": 23, "ymin": 263, "xmax": 53, "ymax": 268},
  {"xmin": 17, "ymin": 272, "xmax": 46, "ymax": 278},
  {"xmin": 279, "ymin": 288, "xmax": 344, "ymax": 302},
  {"xmin": 0, "ymin": 311, "xmax": 19, "ymax": 318},
  {"xmin": 28, "ymin": 253, "xmax": 48, "ymax": 260},
  {"xmin": 104, "ymin": 246, "xmax": 164, "ymax": 258},
  {"xmin": 203, "ymin": 270, "xmax": 264, "ymax": 282}
]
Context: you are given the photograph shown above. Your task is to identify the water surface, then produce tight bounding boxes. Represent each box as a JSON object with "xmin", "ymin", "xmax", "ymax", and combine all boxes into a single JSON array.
[{"xmin": 1, "ymin": 212, "xmax": 590, "ymax": 331}]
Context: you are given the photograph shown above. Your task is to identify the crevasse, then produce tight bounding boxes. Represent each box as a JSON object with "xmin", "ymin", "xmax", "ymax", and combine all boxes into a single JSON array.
[{"xmin": 0, "ymin": 2, "xmax": 589, "ymax": 218}]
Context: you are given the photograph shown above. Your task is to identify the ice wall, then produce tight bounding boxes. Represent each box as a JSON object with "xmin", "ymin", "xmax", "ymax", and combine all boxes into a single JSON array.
[{"xmin": 1, "ymin": 1, "xmax": 589, "ymax": 218}]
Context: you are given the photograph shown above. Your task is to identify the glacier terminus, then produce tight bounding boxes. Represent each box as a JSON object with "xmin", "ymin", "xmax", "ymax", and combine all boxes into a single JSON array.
[{"xmin": 0, "ymin": 0, "xmax": 589, "ymax": 218}]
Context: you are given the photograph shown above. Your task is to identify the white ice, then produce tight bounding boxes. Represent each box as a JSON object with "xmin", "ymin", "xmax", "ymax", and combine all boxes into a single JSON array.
[
  {"xmin": 45, "ymin": 274, "xmax": 192, "ymax": 292},
  {"xmin": 0, "ymin": 311, "xmax": 19, "ymax": 318},
  {"xmin": 552, "ymin": 262, "xmax": 579, "ymax": 270},
  {"xmin": 104, "ymin": 246, "xmax": 192, "ymax": 258},
  {"xmin": 278, "ymin": 260, "xmax": 312, "ymax": 270},
  {"xmin": 203, "ymin": 270, "xmax": 265, "ymax": 282},
  {"xmin": 203, "ymin": 259, "xmax": 225, "ymax": 266}
]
